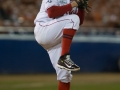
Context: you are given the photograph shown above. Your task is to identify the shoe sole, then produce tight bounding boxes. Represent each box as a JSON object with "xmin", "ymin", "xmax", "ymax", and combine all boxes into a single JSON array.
[{"xmin": 57, "ymin": 64, "xmax": 80, "ymax": 71}]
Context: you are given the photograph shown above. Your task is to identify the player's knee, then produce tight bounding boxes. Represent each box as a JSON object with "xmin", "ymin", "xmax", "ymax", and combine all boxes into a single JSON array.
[
  {"xmin": 57, "ymin": 70, "xmax": 72, "ymax": 83},
  {"xmin": 71, "ymin": 14, "xmax": 80, "ymax": 25},
  {"xmin": 57, "ymin": 75, "xmax": 72, "ymax": 83},
  {"xmin": 67, "ymin": 14, "xmax": 80, "ymax": 30}
]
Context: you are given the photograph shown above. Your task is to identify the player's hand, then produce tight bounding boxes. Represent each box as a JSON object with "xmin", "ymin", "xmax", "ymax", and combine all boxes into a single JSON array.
[{"xmin": 71, "ymin": 0, "xmax": 80, "ymax": 7}]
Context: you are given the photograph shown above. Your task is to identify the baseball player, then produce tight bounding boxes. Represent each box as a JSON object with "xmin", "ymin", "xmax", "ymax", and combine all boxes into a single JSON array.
[{"xmin": 34, "ymin": 0, "xmax": 89, "ymax": 90}]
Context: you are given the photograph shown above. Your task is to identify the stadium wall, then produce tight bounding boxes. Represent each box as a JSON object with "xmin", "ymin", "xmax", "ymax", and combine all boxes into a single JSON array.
[{"xmin": 0, "ymin": 35, "xmax": 120, "ymax": 74}]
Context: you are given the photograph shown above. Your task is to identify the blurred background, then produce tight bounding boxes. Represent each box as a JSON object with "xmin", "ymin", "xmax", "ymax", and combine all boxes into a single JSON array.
[{"xmin": 0, "ymin": 0, "xmax": 120, "ymax": 90}]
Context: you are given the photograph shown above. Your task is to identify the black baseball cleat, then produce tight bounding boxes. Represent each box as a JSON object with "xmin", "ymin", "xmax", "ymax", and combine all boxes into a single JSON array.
[{"xmin": 57, "ymin": 53, "xmax": 80, "ymax": 71}]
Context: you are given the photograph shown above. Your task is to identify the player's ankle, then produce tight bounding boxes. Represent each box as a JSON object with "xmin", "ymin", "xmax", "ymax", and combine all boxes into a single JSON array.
[{"xmin": 61, "ymin": 52, "xmax": 70, "ymax": 56}]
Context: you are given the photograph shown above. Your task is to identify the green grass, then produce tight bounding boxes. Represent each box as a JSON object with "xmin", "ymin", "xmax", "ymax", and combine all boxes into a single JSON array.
[
  {"xmin": 71, "ymin": 83, "xmax": 120, "ymax": 90},
  {"xmin": 0, "ymin": 73, "xmax": 120, "ymax": 90}
]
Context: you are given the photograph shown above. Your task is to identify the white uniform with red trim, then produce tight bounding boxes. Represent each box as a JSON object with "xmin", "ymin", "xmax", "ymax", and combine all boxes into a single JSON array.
[{"xmin": 34, "ymin": 0, "xmax": 80, "ymax": 83}]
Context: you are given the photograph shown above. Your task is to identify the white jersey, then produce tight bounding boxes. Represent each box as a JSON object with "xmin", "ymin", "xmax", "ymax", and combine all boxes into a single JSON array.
[{"xmin": 34, "ymin": 0, "xmax": 78, "ymax": 24}]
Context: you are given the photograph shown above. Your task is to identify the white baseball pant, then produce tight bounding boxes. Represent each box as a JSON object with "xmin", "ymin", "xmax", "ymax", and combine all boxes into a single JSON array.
[{"xmin": 34, "ymin": 14, "xmax": 80, "ymax": 83}]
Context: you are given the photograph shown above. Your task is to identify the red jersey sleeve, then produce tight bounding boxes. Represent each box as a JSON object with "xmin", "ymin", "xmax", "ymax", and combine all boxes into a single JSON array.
[{"xmin": 47, "ymin": 4, "xmax": 72, "ymax": 18}]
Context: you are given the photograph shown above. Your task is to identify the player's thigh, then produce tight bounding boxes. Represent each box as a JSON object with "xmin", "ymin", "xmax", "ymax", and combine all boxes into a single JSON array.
[
  {"xmin": 41, "ymin": 14, "xmax": 79, "ymax": 43},
  {"xmin": 57, "ymin": 14, "xmax": 80, "ymax": 30},
  {"xmin": 35, "ymin": 18, "xmax": 67, "ymax": 45},
  {"xmin": 34, "ymin": 14, "xmax": 79, "ymax": 49}
]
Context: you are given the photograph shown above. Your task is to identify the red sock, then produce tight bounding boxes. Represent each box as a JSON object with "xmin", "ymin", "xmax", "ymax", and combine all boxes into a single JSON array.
[
  {"xmin": 58, "ymin": 81, "xmax": 70, "ymax": 90},
  {"xmin": 61, "ymin": 29, "xmax": 76, "ymax": 56}
]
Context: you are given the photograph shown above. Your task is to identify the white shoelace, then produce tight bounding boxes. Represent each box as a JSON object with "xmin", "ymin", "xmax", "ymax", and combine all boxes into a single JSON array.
[{"xmin": 65, "ymin": 55, "xmax": 74, "ymax": 66}]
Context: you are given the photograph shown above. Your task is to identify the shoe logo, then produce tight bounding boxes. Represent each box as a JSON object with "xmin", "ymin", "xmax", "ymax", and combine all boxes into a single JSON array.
[
  {"xmin": 64, "ymin": 62, "xmax": 72, "ymax": 68},
  {"xmin": 61, "ymin": 60, "xmax": 64, "ymax": 63}
]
